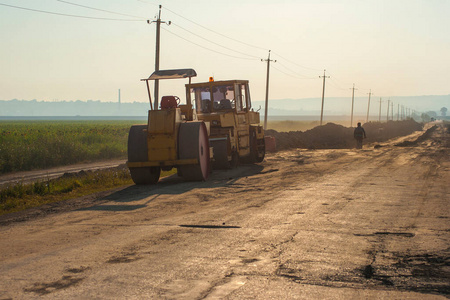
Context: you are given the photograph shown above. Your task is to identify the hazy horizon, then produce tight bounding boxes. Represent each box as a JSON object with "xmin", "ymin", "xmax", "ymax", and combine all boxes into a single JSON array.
[
  {"xmin": 1, "ymin": 0, "xmax": 449, "ymax": 105},
  {"xmin": 1, "ymin": 94, "xmax": 447, "ymax": 119}
]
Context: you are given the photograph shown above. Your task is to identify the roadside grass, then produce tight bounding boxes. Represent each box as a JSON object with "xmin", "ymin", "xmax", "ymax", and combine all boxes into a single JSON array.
[
  {"xmin": 0, "ymin": 120, "xmax": 138, "ymax": 174},
  {"xmin": 0, "ymin": 119, "xmax": 351, "ymax": 174},
  {"xmin": 0, "ymin": 167, "xmax": 176, "ymax": 216}
]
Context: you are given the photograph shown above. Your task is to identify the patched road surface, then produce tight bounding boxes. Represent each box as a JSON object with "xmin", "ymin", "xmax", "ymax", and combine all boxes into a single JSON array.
[{"xmin": 0, "ymin": 124, "xmax": 448, "ymax": 299}]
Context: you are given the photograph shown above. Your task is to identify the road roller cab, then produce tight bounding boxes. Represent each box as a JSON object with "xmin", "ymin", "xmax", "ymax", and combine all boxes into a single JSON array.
[{"xmin": 187, "ymin": 78, "xmax": 265, "ymax": 169}]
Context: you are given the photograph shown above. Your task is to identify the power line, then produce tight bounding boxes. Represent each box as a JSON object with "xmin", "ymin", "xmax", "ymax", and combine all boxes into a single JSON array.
[
  {"xmin": 136, "ymin": 0, "xmax": 158, "ymax": 6},
  {"xmin": 56, "ymin": 0, "xmax": 145, "ymax": 19},
  {"xmin": 171, "ymin": 23, "xmax": 260, "ymax": 59},
  {"xmin": 271, "ymin": 64, "xmax": 316, "ymax": 80},
  {"xmin": 162, "ymin": 6, "xmax": 269, "ymax": 51},
  {"xmin": 151, "ymin": 4, "xmax": 326, "ymax": 78},
  {"xmin": 325, "ymin": 70, "xmax": 353, "ymax": 87},
  {"xmin": 271, "ymin": 65, "xmax": 300, "ymax": 78},
  {"xmin": 0, "ymin": 2, "xmax": 143, "ymax": 21},
  {"xmin": 161, "ymin": 27, "xmax": 257, "ymax": 60},
  {"xmin": 271, "ymin": 51, "xmax": 322, "ymax": 72},
  {"xmin": 275, "ymin": 61, "xmax": 317, "ymax": 79},
  {"xmin": 327, "ymin": 78, "xmax": 348, "ymax": 91}
]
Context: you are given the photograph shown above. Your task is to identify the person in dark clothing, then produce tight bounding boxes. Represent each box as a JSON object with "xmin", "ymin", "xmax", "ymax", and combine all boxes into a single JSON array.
[{"xmin": 354, "ymin": 122, "xmax": 366, "ymax": 149}]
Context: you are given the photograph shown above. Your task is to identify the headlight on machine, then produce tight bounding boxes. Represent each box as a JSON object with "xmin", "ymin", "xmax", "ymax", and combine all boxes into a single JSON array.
[{"xmin": 211, "ymin": 120, "xmax": 221, "ymax": 126}]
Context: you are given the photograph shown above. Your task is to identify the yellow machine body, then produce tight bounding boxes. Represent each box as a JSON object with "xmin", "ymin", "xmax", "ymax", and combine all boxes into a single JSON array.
[
  {"xmin": 186, "ymin": 79, "xmax": 265, "ymax": 166},
  {"xmin": 126, "ymin": 69, "xmax": 263, "ymax": 185},
  {"xmin": 147, "ymin": 109, "xmax": 179, "ymax": 162}
]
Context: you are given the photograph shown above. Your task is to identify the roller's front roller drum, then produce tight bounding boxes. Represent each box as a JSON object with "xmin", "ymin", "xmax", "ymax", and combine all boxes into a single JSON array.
[
  {"xmin": 128, "ymin": 125, "xmax": 161, "ymax": 185},
  {"xmin": 178, "ymin": 122, "xmax": 210, "ymax": 181}
]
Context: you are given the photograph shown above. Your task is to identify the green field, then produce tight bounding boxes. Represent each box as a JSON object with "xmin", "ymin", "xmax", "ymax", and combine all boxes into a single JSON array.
[
  {"xmin": 0, "ymin": 120, "xmax": 141, "ymax": 174},
  {"xmin": 0, "ymin": 119, "xmax": 352, "ymax": 174}
]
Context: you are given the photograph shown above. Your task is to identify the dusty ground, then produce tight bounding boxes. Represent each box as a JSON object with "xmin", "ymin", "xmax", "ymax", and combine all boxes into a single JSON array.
[{"xmin": 0, "ymin": 123, "xmax": 448, "ymax": 299}]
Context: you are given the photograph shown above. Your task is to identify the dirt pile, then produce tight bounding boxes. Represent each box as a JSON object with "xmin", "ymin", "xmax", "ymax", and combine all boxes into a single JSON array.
[
  {"xmin": 266, "ymin": 120, "xmax": 423, "ymax": 150},
  {"xmin": 395, "ymin": 125, "xmax": 437, "ymax": 147}
]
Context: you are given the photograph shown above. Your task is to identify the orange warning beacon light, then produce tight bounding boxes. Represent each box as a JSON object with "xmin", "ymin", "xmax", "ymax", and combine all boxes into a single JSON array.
[{"xmin": 209, "ymin": 76, "xmax": 214, "ymax": 82}]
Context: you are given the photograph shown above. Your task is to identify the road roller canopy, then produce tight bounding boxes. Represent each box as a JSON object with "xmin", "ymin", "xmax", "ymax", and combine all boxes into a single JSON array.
[{"xmin": 146, "ymin": 69, "xmax": 197, "ymax": 80}]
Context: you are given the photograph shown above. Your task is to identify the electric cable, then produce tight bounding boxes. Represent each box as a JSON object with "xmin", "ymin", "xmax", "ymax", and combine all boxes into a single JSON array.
[
  {"xmin": 171, "ymin": 23, "xmax": 260, "ymax": 59},
  {"xmin": 161, "ymin": 27, "xmax": 258, "ymax": 60},
  {"xmin": 0, "ymin": 2, "xmax": 143, "ymax": 21},
  {"xmin": 138, "ymin": 3, "xmax": 330, "ymax": 75},
  {"xmin": 162, "ymin": 6, "xmax": 269, "ymax": 51},
  {"xmin": 271, "ymin": 51, "xmax": 322, "ymax": 72},
  {"xmin": 327, "ymin": 78, "xmax": 349, "ymax": 91},
  {"xmin": 56, "ymin": 0, "xmax": 145, "ymax": 19},
  {"xmin": 271, "ymin": 65, "xmax": 302, "ymax": 79},
  {"xmin": 136, "ymin": 0, "xmax": 158, "ymax": 6},
  {"xmin": 276, "ymin": 61, "xmax": 317, "ymax": 79},
  {"xmin": 162, "ymin": 6, "xmax": 325, "ymax": 76}
]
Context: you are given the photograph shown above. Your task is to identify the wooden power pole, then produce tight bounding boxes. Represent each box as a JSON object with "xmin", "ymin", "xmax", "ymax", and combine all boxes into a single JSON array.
[
  {"xmin": 350, "ymin": 84, "xmax": 357, "ymax": 127},
  {"xmin": 148, "ymin": 5, "xmax": 170, "ymax": 110},
  {"xmin": 386, "ymin": 99, "xmax": 390, "ymax": 122},
  {"xmin": 366, "ymin": 89, "xmax": 372, "ymax": 123},
  {"xmin": 262, "ymin": 50, "xmax": 276, "ymax": 130},
  {"xmin": 319, "ymin": 70, "xmax": 330, "ymax": 126},
  {"xmin": 378, "ymin": 98, "xmax": 383, "ymax": 122}
]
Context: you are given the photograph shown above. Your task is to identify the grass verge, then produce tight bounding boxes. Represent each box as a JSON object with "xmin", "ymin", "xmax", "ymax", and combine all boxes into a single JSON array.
[{"xmin": 0, "ymin": 167, "xmax": 176, "ymax": 216}]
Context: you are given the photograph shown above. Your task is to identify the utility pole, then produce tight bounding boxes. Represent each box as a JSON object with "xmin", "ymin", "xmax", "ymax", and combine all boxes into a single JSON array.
[
  {"xmin": 378, "ymin": 98, "xmax": 383, "ymax": 122},
  {"xmin": 391, "ymin": 101, "xmax": 394, "ymax": 121},
  {"xmin": 148, "ymin": 5, "xmax": 170, "ymax": 110},
  {"xmin": 397, "ymin": 103, "xmax": 400, "ymax": 121},
  {"xmin": 350, "ymin": 84, "xmax": 357, "ymax": 127},
  {"xmin": 366, "ymin": 89, "xmax": 372, "ymax": 123},
  {"xmin": 319, "ymin": 69, "xmax": 330, "ymax": 126},
  {"xmin": 118, "ymin": 89, "xmax": 121, "ymax": 111},
  {"xmin": 386, "ymin": 99, "xmax": 390, "ymax": 122},
  {"xmin": 262, "ymin": 50, "xmax": 276, "ymax": 130}
]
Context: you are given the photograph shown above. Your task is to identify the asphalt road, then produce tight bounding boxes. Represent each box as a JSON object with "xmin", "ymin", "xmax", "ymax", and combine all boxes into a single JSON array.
[{"xmin": 0, "ymin": 124, "xmax": 448, "ymax": 299}]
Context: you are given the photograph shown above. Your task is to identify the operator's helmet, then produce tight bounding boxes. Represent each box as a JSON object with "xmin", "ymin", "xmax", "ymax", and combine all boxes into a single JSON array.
[{"xmin": 357, "ymin": 122, "xmax": 361, "ymax": 126}]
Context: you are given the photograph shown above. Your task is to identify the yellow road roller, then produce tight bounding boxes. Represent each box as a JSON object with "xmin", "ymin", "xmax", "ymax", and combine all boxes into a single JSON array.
[
  {"xmin": 126, "ymin": 69, "xmax": 264, "ymax": 184},
  {"xmin": 127, "ymin": 69, "xmax": 210, "ymax": 184},
  {"xmin": 188, "ymin": 78, "xmax": 265, "ymax": 168}
]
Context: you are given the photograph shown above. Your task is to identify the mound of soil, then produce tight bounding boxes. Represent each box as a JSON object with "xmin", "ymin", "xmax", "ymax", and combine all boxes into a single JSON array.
[{"xmin": 266, "ymin": 120, "xmax": 423, "ymax": 150}]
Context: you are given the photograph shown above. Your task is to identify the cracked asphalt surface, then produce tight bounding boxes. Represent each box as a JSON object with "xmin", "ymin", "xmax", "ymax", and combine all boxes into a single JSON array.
[{"xmin": 0, "ymin": 123, "xmax": 448, "ymax": 299}]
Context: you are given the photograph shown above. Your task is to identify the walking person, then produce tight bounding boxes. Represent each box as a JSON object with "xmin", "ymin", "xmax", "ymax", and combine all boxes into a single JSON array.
[{"xmin": 354, "ymin": 122, "xmax": 366, "ymax": 149}]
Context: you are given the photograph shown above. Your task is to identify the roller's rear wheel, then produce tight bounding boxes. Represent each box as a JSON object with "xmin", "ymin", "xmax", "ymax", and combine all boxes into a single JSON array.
[
  {"xmin": 255, "ymin": 137, "xmax": 265, "ymax": 163},
  {"xmin": 245, "ymin": 130, "xmax": 265, "ymax": 164},
  {"xmin": 211, "ymin": 139, "xmax": 230, "ymax": 169},
  {"xmin": 128, "ymin": 125, "xmax": 161, "ymax": 185},
  {"xmin": 230, "ymin": 151, "xmax": 239, "ymax": 168},
  {"xmin": 178, "ymin": 122, "xmax": 210, "ymax": 181}
]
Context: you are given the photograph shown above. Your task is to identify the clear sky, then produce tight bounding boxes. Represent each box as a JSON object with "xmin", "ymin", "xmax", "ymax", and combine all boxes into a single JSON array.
[{"xmin": 1, "ymin": 0, "xmax": 449, "ymax": 109}]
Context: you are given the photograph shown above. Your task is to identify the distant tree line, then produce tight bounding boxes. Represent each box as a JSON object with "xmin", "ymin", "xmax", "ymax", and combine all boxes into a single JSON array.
[{"xmin": 0, "ymin": 99, "xmax": 150, "ymax": 117}]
